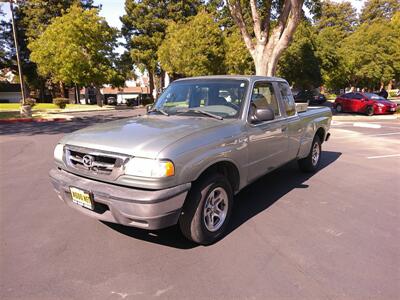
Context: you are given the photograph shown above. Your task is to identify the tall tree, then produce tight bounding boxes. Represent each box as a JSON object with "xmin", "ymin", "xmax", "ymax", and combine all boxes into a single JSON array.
[
  {"xmin": 360, "ymin": 0, "xmax": 400, "ymax": 23},
  {"xmin": 12, "ymin": 0, "xmax": 95, "ymax": 98},
  {"xmin": 226, "ymin": 0, "xmax": 305, "ymax": 76},
  {"xmin": 314, "ymin": 0, "xmax": 357, "ymax": 32},
  {"xmin": 224, "ymin": 27, "xmax": 255, "ymax": 75},
  {"xmin": 121, "ymin": 0, "xmax": 202, "ymax": 95},
  {"xmin": 29, "ymin": 5, "xmax": 122, "ymax": 105},
  {"xmin": 158, "ymin": 11, "xmax": 225, "ymax": 77},
  {"xmin": 278, "ymin": 21, "xmax": 322, "ymax": 89},
  {"xmin": 17, "ymin": 0, "xmax": 95, "ymax": 41},
  {"xmin": 339, "ymin": 13, "xmax": 400, "ymax": 88},
  {"xmin": 314, "ymin": 0, "xmax": 357, "ymax": 90},
  {"xmin": 0, "ymin": 7, "xmax": 13, "ymax": 69}
]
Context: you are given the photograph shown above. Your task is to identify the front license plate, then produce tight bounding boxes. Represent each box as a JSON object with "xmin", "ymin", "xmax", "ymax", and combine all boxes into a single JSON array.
[{"xmin": 70, "ymin": 187, "xmax": 93, "ymax": 210}]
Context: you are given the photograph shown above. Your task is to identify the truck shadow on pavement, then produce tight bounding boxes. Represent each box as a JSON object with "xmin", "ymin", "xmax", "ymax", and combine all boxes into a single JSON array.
[{"xmin": 104, "ymin": 150, "xmax": 342, "ymax": 249}]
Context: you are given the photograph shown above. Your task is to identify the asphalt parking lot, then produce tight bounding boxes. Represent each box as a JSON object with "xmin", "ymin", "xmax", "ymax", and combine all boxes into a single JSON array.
[{"xmin": 0, "ymin": 110, "xmax": 399, "ymax": 299}]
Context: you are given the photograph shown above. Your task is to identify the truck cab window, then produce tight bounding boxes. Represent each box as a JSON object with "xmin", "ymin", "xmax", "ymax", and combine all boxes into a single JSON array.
[{"xmin": 250, "ymin": 82, "xmax": 280, "ymax": 117}]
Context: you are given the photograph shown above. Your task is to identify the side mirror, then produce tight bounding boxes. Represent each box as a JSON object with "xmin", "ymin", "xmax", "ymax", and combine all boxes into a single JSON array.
[
  {"xmin": 251, "ymin": 107, "xmax": 275, "ymax": 123},
  {"xmin": 146, "ymin": 104, "xmax": 153, "ymax": 112}
]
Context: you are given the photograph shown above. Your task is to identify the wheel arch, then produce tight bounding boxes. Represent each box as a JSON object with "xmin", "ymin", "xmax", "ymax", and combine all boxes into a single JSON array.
[
  {"xmin": 315, "ymin": 127, "xmax": 326, "ymax": 144},
  {"xmin": 194, "ymin": 160, "xmax": 240, "ymax": 194}
]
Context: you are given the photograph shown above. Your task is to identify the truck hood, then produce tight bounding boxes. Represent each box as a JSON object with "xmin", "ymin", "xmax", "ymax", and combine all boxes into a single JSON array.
[{"xmin": 60, "ymin": 115, "xmax": 225, "ymax": 158}]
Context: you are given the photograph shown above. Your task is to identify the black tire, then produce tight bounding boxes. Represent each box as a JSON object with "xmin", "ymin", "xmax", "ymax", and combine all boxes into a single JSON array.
[
  {"xmin": 335, "ymin": 104, "xmax": 343, "ymax": 113},
  {"xmin": 179, "ymin": 173, "xmax": 233, "ymax": 245},
  {"xmin": 298, "ymin": 136, "xmax": 322, "ymax": 173},
  {"xmin": 365, "ymin": 106, "xmax": 374, "ymax": 116}
]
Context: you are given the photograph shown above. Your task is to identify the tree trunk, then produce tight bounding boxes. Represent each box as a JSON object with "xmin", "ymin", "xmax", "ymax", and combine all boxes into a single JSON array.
[
  {"xmin": 59, "ymin": 81, "xmax": 66, "ymax": 98},
  {"xmin": 75, "ymin": 84, "xmax": 80, "ymax": 104},
  {"xmin": 228, "ymin": 0, "xmax": 303, "ymax": 77},
  {"xmin": 148, "ymin": 69, "xmax": 155, "ymax": 100},
  {"xmin": 95, "ymin": 86, "xmax": 103, "ymax": 107}
]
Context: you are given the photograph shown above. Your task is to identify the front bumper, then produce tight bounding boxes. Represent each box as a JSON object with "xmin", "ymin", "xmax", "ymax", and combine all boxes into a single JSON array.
[{"xmin": 49, "ymin": 168, "xmax": 191, "ymax": 230}]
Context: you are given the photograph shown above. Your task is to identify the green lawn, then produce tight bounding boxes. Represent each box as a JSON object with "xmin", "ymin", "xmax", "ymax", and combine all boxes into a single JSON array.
[
  {"xmin": 0, "ymin": 103, "xmax": 106, "ymax": 111},
  {"xmin": 0, "ymin": 111, "xmax": 21, "ymax": 119}
]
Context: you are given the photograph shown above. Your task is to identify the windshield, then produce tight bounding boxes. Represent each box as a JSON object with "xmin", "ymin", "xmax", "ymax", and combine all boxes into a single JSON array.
[
  {"xmin": 364, "ymin": 93, "xmax": 386, "ymax": 101},
  {"xmin": 153, "ymin": 79, "xmax": 248, "ymax": 118}
]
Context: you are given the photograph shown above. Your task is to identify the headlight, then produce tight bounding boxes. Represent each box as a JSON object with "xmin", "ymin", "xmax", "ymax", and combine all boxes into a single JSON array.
[
  {"xmin": 376, "ymin": 103, "xmax": 384, "ymax": 107},
  {"xmin": 124, "ymin": 157, "xmax": 175, "ymax": 178},
  {"xmin": 54, "ymin": 144, "xmax": 64, "ymax": 163}
]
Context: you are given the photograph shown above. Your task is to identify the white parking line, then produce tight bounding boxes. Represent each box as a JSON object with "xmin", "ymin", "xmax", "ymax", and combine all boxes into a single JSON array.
[
  {"xmin": 371, "ymin": 132, "xmax": 400, "ymax": 137},
  {"xmin": 333, "ymin": 131, "xmax": 400, "ymax": 139},
  {"xmin": 353, "ymin": 122, "xmax": 382, "ymax": 129},
  {"xmin": 367, "ymin": 154, "xmax": 400, "ymax": 159}
]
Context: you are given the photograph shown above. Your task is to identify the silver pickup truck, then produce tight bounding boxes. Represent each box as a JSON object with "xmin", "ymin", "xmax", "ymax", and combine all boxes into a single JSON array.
[{"xmin": 50, "ymin": 76, "xmax": 331, "ymax": 244}]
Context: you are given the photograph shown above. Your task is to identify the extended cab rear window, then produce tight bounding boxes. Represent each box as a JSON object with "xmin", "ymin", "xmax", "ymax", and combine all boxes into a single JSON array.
[{"xmin": 279, "ymin": 83, "xmax": 296, "ymax": 116}]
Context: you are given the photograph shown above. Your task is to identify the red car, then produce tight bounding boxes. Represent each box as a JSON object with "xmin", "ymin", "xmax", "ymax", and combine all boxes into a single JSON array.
[{"xmin": 334, "ymin": 92, "xmax": 397, "ymax": 116}]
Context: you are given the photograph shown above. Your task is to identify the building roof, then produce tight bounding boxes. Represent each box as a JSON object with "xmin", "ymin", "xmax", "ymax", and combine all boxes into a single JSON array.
[{"xmin": 102, "ymin": 86, "xmax": 150, "ymax": 94}]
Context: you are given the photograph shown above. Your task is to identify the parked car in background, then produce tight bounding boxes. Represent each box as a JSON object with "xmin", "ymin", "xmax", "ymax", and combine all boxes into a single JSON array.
[
  {"xmin": 293, "ymin": 90, "xmax": 314, "ymax": 103},
  {"xmin": 311, "ymin": 93, "xmax": 327, "ymax": 105},
  {"xmin": 106, "ymin": 97, "xmax": 117, "ymax": 105},
  {"xmin": 333, "ymin": 92, "xmax": 397, "ymax": 116},
  {"xmin": 293, "ymin": 90, "xmax": 326, "ymax": 105},
  {"xmin": 126, "ymin": 98, "xmax": 139, "ymax": 106}
]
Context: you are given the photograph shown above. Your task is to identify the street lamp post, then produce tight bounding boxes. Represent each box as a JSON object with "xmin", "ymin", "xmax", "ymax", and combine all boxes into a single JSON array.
[{"xmin": 2, "ymin": 0, "xmax": 27, "ymax": 105}]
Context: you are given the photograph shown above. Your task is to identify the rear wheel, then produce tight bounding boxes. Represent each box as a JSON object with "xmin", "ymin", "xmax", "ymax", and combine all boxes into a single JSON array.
[
  {"xmin": 179, "ymin": 174, "xmax": 233, "ymax": 245},
  {"xmin": 298, "ymin": 136, "xmax": 322, "ymax": 173},
  {"xmin": 365, "ymin": 106, "xmax": 374, "ymax": 116},
  {"xmin": 335, "ymin": 104, "xmax": 343, "ymax": 113}
]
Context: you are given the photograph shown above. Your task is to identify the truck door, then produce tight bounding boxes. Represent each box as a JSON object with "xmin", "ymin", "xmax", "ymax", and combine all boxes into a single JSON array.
[
  {"xmin": 246, "ymin": 81, "xmax": 289, "ymax": 182},
  {"xmin": 277, "ymin": 82, "xmax": 301, "ymax": 160}
]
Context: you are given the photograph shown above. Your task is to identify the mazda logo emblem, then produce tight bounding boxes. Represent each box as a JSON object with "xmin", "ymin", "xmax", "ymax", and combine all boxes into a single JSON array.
[{"xmin": 82, "ymin": 155, "xmax": 94, "ymax": 168}]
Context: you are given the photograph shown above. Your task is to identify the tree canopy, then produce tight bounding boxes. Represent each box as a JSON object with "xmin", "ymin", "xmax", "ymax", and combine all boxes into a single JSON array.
[
  {"xmin": 360, "ymin": 0, "xmax": 400, "ymax": 23},
  {"xmin": 29, "ymin": 5, "xmax": 122, "ymax": 87},
  {"xmin": 120, "ymin": 0, "xmax": 203, "ymax": 93},
  {"xmin": 0, "ymin": 7, "xmax": 12, "ymax": 69},
  {"xmin": 224, "ymin": 27, "xmax": 254, "ymax": 75},
  {"xmin": 278, "ymin": 21, "xmax": 322, "ymax": 89},
  {"xmin": 339, "ymin": 12, "xmax": 400, "ymax": 88},
  {"xmin": 158, "ymin": 11, "xmax": 225, "ymax": 77}
]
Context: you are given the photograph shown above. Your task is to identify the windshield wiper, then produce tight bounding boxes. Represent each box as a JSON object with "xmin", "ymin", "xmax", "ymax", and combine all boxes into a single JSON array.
[
  {"xmin": 148, "ymin": 108, "xmax": 169, "ymax": 116},
  {"xmin": 177, "ymin": 109, "xmax": 223, "ymax": 120}
]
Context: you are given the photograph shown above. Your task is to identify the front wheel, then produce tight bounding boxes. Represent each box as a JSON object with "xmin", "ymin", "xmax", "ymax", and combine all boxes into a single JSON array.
[
  {"xmin": 298, "ymin": 136, "xmax": 322, "ymax": 173},
  {"xmin": 335, "ymin": 104, "xmax": 343, "ymax": 113},
  {"xmin": 365, "ymin": 106, "xmax": 374, "ymax": 116},
  {"xmin": 179, "ymin": 174, "xmax": 233, "ymax": 245}
]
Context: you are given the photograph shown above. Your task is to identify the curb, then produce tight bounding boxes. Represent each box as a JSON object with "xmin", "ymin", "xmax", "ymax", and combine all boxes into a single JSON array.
[
  {"xmin": 0, "ymin": 117, "xmax": 71, "ymax": 124},
  {"xmin": 0, "ymin": 107, "xmax": 117, "ymax": 114},
  {"xmin": 332, "ymin": 114, "xmax": 398, "ymax": 121},
  {"xmin": 46, "ymin": 107, "xmax": 117, "ymax": 114}
]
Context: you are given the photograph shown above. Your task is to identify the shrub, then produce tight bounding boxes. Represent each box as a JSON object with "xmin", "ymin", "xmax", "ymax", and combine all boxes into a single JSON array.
[
  {"xmin": 326, "ymin": 93, "xmax": 337, "ymax": 100},
  {"xmin": 53, "ymin": 98, "xmax": 70, "ymax": 109},
  {"xmin": 389, "ymin": 90, "xmax": 399, "ymax": 98},
  {"xmin": 20, "ymin": 98, "xmax": 37, "ymax": 107}
]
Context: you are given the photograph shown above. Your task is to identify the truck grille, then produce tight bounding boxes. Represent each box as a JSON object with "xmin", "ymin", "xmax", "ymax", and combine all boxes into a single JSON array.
[
  {"xmin": 68, "ymin": 150, "xmax": 116, "ymax": 175},
  {"xmin": 64, "ymin": 145, "xmax": 128, "ymax": 179}
]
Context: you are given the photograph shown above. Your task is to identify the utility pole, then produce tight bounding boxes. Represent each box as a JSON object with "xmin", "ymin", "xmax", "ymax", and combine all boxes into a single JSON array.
[{"xmin": 7, "ymin": 0, "xmax": 27, "ymax": 105}]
